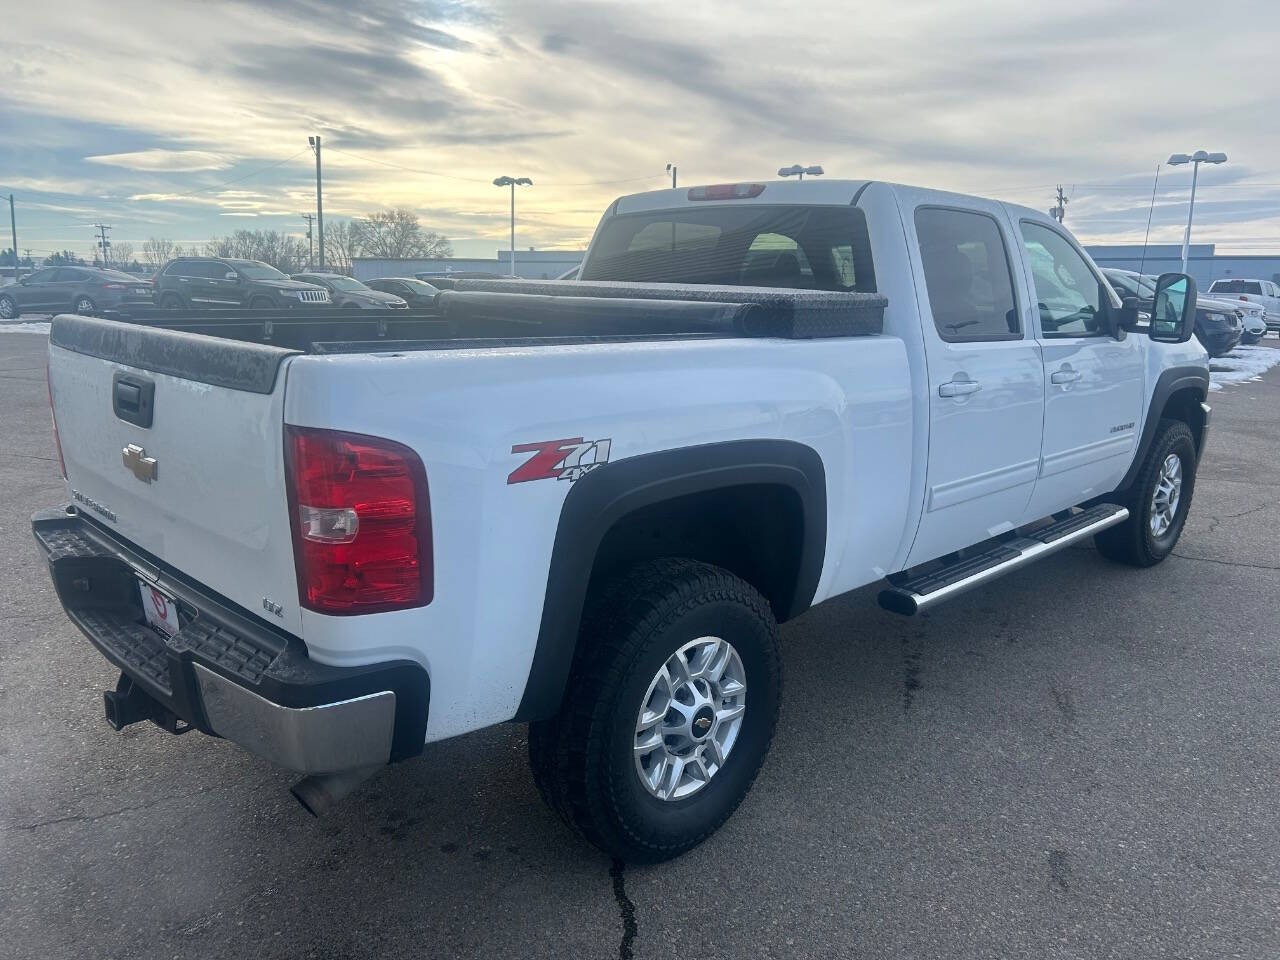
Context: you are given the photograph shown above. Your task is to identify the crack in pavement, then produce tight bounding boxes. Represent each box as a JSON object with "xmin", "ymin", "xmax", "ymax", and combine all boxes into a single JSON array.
[
  {"xmin": 5, "ymin": 786, "xmax": 218, "ymax": 833},
  {"xmin": 609, "ymin": 859, "xmax": 638, "ymax": 960},
  {"xmin": 1172, "ymin": 551, "xmax": 1280, "ymax": 572}
]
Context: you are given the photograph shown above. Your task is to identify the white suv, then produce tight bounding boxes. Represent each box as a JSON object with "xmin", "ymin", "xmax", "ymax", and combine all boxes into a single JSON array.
[{"xmin": 1207, "ymin": 278, "xmax": 1280, "ymax": 334}]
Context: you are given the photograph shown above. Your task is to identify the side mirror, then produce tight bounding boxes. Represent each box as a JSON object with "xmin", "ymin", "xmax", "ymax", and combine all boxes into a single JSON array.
[
  {"xmin": 1149, "ymin": 272, "xmax": 1197, "ymax": 343},
  {"xmin": 18, "ymin": 275, "xmax": 29, "ymax": 285},
  {"xmin": 225, "ymin": 271, "xmax": 238, "ymax": 281}
]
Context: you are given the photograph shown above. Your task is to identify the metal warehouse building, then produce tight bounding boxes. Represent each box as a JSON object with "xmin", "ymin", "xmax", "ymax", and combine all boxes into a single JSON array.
[
  {"xmin": 353, "ymin": 249, "xmax": 586, "ymax": 283},
  {"xmin": 1084, "ymin": 243, "xmax": 1280, "ymax": 289}
]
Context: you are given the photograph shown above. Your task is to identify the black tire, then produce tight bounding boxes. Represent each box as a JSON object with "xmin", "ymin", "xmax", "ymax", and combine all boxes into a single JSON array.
[
  {"xmin": 1095, "ymin": 419, "xmax": 1197, "ymax": 567},
  {"xmin": 529, "ymin": 558, "xmax": 782, "ymax": 863},
  {"xmin": 158, "ymin": 292, "xmax": 185, "ymax": 310},
  {"xmin": 0, "ymin": 294, "xmax": 16, "ymax": 320},
  {"xmin": 249, "ymin": 296, "xmax": 275, "ymax": 310},
  {"xmin": 74, "ymin": 295, "xmax": 97, "ymax": 316}
]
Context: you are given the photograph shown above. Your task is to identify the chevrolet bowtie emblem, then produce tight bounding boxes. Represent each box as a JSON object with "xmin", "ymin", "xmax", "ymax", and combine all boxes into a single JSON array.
[{"xmin": 122, "ymin": 443, "xmax": 158, "ymax": 483}]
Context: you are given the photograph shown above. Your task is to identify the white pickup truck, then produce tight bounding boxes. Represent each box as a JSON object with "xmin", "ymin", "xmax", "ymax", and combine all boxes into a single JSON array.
[{"xmin": 34, "ymin": 179, "xmax": 1210, "ymax": 862}]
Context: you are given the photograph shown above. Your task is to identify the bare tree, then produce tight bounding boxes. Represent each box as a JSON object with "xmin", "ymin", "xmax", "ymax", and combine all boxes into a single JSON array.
[
  {"xmin": 354, "ymin": 208, "xmax": 452, "ymax": 259},
  {"xmin": 324, "ymin": 220, "xmax": 360, "ymax": 276},
  {"xmin": 203, "ymin": 230, "xmax": 308, "ymax": 273},
  {"xmin": 111, "ymin": 241, "xmax": 135, "ymax": 269},
  {"xmin": 143, "ymin": 237, "xmax": 175, "ymax": 270}
]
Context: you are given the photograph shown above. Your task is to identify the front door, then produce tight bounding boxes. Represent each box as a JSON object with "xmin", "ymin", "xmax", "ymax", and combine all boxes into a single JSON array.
[
  {"xmin": 904, "ymin": 200, "xmax": 1046, "ymax": 567},
  {"xmin": 15, "ymin": 267, "xmax": 58, "ymax": 311},
  {"xmin": 1015, "ymin": 220, "xmax": 1145, "ymax": 518}
]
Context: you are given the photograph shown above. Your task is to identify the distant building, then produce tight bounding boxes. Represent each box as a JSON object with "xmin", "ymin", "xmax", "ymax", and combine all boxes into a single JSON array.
[
  {"xmin": 1084, "ymin": 243, "xmax": 1280, "ymax": 289},
  {"xmin": 353, "ymin": 249, "xmax": 586, "ymax": 283}
]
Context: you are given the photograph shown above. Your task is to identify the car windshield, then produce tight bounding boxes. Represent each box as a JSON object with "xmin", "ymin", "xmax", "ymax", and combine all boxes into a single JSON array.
[
  {"xmin": 1108, "ymin": 272, "xmax": 1157, "ymax": 297},
  {"xmin": 396, "ymin": 279, "xmax": 439, "ymax": 296},
  {"xmin": 582, "ymin": 204, "xmax": 876, "ymax": 291},
  {"xmin": 325, "ymin": 276, "xmax": 370, "ymax": 292},
  {"xmin": 235, "ymin": 261, "xmax": 287, "ymax": 280}
]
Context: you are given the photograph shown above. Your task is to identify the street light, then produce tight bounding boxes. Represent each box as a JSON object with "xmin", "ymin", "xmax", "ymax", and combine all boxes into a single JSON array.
[
  {"xmin": 1167, "ymin": 150, "xmax": 1227, "ymax": 274},
  {"xmin": 666, "ymin": 162, "xmax": 677, "ymax": 188},
  {"xmin": 778, "ymin": 164, "xmax": 824, "ymax": 181},
  {"xmin": 493, "ymin": 175, "xmax": 533, "ymax": 277}
]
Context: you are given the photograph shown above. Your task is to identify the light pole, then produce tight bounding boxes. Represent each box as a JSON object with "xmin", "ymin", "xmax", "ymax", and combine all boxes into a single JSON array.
[
  {"xmin": 666, "ymin": 163, "xmax": 677, "ymax": 188},
  {"xmin": 309, "ymin": 136, "xmax": 325, "ymax": 269},
  {"xmin": 493, "ymin": 175, "xmax": 532, "ymax": 277},
  {"xmin": 1167, "ymin": 150, "xmax": 1227, "ymax": 274},
  {"xmin": 778, "ymin": 164, "xmax": 824, "ymax": 181}
]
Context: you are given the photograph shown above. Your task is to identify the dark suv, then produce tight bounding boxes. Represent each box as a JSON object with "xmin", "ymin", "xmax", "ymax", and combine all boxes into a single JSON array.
[
  {"xmin": 0, "ymin": 266, "xmax": 154, "ymax": 319},
  {"xmin": 153, "ymin": 258, "xmax": 330, "ymax": 309}
]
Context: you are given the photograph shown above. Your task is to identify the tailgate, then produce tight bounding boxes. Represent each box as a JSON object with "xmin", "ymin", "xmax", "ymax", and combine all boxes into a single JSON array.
[{"xmin": 48, "ymin": 315, "xmax": 305, "ymax": 635}]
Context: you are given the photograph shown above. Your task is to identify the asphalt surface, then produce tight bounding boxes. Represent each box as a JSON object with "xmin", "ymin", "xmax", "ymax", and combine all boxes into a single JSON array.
[{"xmin": 2, "ymin": 330, "xmax": 1279, "ymax": 960}]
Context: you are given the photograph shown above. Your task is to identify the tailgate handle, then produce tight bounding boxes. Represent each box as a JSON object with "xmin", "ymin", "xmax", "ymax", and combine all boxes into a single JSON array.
[{"xmin": 113, "ymin": 373, "xmax": 155, "ymax": 428}]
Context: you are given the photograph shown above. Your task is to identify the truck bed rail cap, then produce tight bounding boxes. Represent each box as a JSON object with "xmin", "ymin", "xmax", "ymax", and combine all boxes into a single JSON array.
[{"xmin": 50, "ymin": 314, "xmax": 299, "ymax": 394}]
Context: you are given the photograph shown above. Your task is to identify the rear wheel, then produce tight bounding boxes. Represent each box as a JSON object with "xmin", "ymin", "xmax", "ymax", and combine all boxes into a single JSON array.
[
  {"xmin": 528, "ymin": 558, "xmax": 782, "ymax": 863},
  {"xmin": 1095, "ymin": 419, "xmax": 1197, "ymax": 567},
  {"xmin": 158, "ymin": 292, "xmax": 185, "ymax": 310},
  {"xmin": 74, "ymin": 295, "xmax": 97, "ymax": 315},
  {"xmin": 0, "ymin": 294, "xmax": 16, "ymax": 319}
]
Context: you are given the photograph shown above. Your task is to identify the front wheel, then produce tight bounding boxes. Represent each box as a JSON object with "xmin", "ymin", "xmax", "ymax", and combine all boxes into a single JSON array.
[
  {"xmin": 529, "ymin": 558, "xmax": 782, "ymax": 863},
  {"xmin": 1095, "ymin": 419, "xmax": 1197, "ymax": 567},
  {"xmin": 0, "ymin": 294, "xmax": 16, "ymax": 320}
]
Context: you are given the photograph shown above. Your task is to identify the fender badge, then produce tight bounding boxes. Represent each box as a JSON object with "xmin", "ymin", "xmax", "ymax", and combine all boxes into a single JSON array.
[{"xmin": 508, "ymin": 437, "xmax": 611, "ymax": 484}]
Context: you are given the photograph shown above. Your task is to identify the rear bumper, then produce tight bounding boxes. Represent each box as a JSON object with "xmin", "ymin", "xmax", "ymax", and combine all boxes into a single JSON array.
[{"xmin": 32, "ymin": 505, "xmax": 429, "ymax": 773}]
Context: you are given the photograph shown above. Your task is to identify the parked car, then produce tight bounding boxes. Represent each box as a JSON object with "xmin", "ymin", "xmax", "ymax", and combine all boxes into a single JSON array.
[
  {"xmin": 0, "ymin": 266, "xmax": 153, "ymax": 319},
  {"xmin": 415, "ymin": 271, "xmax": 504, "ymax": 290},
  {"xmin": 363, "ymin": 277, "xmax": 440, "ymax": 308},
  {"xmin": 153, "ymin": 258, "xmax": 330, "ymax": 309},
  {"xmin": 1207, "ymin": 278, "xmax": 1280, "ymax": 333},
  {"xmin": 1195, "ymin": 298, "xmax": 1243, "ymax": 357},
  {"xmin": 35, "ymin": 179, "xmax": 1209, "ymax": 863},
  {"xmin": 291, "ymin": 272, "xmax": 408, "ymax": 310},
  {"xmin": 1103, "ymin": 270, "xmax": 1247, "ymax": 355}
]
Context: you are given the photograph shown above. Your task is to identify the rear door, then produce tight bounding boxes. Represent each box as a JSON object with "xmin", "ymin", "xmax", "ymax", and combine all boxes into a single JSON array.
[
  {"xmin": 48, "ymin": 322, "xmax": 304, "ymax": 634},
  {"xmin": 1015, "ymin": 219, "xmax": 1145, "ymax": 517},
  {"xmin": 903, "ymin": 197, "xmax": 1046, "ymax": 566}
]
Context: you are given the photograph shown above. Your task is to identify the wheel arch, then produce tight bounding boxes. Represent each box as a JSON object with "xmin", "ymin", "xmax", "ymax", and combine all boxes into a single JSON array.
[
  {"xmin": 513, "ymin": 439, "xmax": 826, "ymax": 721},
  {"xmin": 1117, "ymin": 366, "xmax": 1209, "ymax": 493}
]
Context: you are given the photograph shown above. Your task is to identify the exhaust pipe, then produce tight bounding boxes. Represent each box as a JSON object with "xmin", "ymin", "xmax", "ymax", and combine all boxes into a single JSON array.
[{"xmin": 290, "ymin": 765, "xmax": 382, "ymax": 817}]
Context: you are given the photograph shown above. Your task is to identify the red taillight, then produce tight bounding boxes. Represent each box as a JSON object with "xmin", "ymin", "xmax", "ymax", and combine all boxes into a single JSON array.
[
  {"xmin": 1240, "ymin": 296, "xmax": 1249, "ymax": 302},
  {"xmin": 102, "ymin": 282, "xmax": 127, "ymax": 290},
  {"xmin": 46, "ymin": 362, "xmax": 66, "ymax": 479},
  {"xmin": 687, "ymin": 183, "xmax": 766, "ymax": 201},
  {"xmin": 285, "ymin": 426, "xmax": 432, "ymax": 615}
]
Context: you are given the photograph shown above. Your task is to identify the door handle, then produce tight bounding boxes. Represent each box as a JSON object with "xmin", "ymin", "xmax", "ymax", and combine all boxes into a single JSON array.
[
  {"xmin": 938, "ymin": 378, "xmax": 981, "ymax": 398},
  {"xmin": 1051, "ymin": 367, "xmax": 1082, "ymax": 384}
]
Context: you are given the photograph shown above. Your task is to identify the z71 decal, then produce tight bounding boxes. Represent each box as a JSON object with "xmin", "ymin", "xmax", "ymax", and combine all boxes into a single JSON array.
[{"xmin": 508, "ymin": 437, "xmax": 612, "ymax": 484}]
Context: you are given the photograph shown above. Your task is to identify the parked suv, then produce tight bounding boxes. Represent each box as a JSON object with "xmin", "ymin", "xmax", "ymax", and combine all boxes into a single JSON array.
[
  {"xmin": 0, "ymin": 266, "xmax": 153, "ymax": 319},
  {"xmin": 1207, "ymin": 278, "xmax": 1280, "ymax": 333},
  {"xmin": 153, "ymin": 258, "xmax": 330, "ymax": 309},
  {"xmin": 290, "ymin": 272, "xmax": 408, "ymax": 310}
]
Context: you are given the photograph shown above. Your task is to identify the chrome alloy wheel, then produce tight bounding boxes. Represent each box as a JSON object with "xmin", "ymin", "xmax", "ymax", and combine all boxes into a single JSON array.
[
  {"xmin": 634, "ymin": 636, "xmax": 747, "ymax": 801},
  {"xmin": 1150, "ymin": 453, "xmax": 1183, "ymax": 537}
]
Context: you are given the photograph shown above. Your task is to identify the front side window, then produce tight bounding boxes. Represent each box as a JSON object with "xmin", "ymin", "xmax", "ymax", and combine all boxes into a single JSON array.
[
  {"xmin": 26, "ymin": 268, "xmax": 56, "ymax": 284},
  {"xmin": 1020, "ymin": 222, "xmax": 1108, "ymax": 338},
  {"xmin": 915, "ymin": 207, "xmax": 1020, "ymax": 342},
  {"xmin": 582, "ymin": 204, "xmax": 875, "ymax": 292}
]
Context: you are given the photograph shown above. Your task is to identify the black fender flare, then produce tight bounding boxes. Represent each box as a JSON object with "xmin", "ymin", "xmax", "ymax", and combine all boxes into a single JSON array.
[
  {"xmin": 513, "ymin": 439, "xmax": 826, "ymax": 722},
  {"xmin": 1117, "ymin": 365, "xmax": 1209, "ymax": 492}
]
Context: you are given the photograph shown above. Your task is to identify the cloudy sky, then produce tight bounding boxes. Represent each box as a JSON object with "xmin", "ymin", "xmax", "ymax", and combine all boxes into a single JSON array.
[{"xmin": 2, "ymin": 0, "xmax": 1279, "ymax": 262}]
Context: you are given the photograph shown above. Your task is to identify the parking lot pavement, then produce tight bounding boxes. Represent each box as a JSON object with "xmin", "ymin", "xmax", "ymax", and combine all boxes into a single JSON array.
[{"xmin": 2, "ymin": 330, "xmax": 1278, "ymax": 960}]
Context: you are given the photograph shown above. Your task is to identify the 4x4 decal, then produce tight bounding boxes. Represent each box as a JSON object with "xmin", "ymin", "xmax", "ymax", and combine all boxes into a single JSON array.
[{"xmin": 508, "ymin": 437, "xmax": 612, "ymax": 484}]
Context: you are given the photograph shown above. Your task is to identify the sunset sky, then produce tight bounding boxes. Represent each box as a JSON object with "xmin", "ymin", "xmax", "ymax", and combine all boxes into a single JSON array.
[{"xmin": 2, "ymin": 0, "xmax": 1279, "ymax": 261}]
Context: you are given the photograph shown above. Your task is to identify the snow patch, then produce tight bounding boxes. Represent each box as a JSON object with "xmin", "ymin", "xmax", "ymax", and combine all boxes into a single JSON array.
[
  {"xmin": 0, "ymin": 320, "xmax": 51, "ymax": 335},
  {"xmin": 1208, "ymin": 344, "xmax": 1280, "ymax": 391}
]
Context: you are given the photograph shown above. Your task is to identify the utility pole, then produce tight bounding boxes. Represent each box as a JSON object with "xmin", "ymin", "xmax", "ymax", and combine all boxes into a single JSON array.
[
  {"xmin": 93, "ymin": 223, "xmax": 112, "ymax": 268},
  {"xmin": 309, "ymin": 136, "xmax": 325, "ymax": 270},
  {"xmin": 8, "ymin": 195, "xmax": 17, "ymax": 281},
  {"xmin": 666, "ymin": 163, "xmax": 678, "ymax": 188},
  {"xmin": 492, "ymin": 176, "xmax": 533, "ymax": 277},
  {"xmin": 1050, "ymin": 186, "xmax": 1068, "ymax": 224},
  {"xmin": 301, "ymin": 213, "xmax": 315, "ymax": 268}
]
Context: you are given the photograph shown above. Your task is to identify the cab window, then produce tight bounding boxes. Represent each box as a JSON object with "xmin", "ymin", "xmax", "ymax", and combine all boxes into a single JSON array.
[
  {"xmin": 1019, "ymin": 222, "xmax": 1109, "ymax": 338},
  {"xmin": 915, "ymin": 207, "xmax": 1021, "ymax": 342}
]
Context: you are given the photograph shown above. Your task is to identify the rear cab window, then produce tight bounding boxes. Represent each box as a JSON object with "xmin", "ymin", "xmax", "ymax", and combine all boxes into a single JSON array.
[
  {"xmin": 1209, "ymin": 279, "xmax": 1262, "ymax": 295},
  {"xmin": 582, "ymin": 204, "xmax": 876, "ymax": 292},
  {"xmin": 914, "ymin": 206, "xmax": 1021, "ymax": 342}
]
